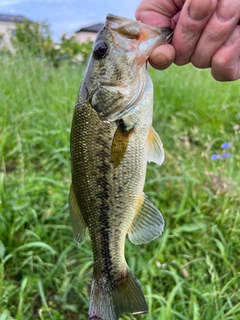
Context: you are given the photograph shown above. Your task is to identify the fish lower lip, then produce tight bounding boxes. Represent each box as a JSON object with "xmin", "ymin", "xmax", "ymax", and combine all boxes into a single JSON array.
[{"xmin": 163, "ymin": 31, "xmax": 173, "ymax": 44}]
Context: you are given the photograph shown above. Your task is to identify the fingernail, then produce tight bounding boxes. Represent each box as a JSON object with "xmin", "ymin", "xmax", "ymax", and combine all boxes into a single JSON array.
[{"xmin": 188, "ymin": 0, "xmax": 213, "ymax": 21}]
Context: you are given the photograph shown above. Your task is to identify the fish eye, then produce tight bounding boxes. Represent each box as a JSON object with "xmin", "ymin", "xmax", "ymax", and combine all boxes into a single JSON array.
[{"xmin": 93, "ymin": 41, "xmax": 109, "ymax": 59}]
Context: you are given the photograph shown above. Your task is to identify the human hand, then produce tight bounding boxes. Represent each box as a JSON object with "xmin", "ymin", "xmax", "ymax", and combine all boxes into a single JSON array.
[{"xmin": 136, "ymin": 0, "xmax": 240, "ymax": 81}]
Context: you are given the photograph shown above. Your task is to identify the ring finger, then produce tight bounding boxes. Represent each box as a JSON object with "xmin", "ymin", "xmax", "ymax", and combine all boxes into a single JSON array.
[{"xmin": 211, "ymin": 25, "xmax": 240, "ymax": 81}]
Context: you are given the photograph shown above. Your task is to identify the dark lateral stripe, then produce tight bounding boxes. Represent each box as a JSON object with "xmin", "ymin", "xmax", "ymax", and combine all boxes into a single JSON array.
[{"xmin": 96, "ymin": 131, "xmax": 115, "ymax": 286}]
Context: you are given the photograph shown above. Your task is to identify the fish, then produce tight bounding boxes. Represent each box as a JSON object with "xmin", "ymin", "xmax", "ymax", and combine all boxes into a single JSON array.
[{"xmin": 69, "ymin": 13, "xmax": 172, "ymax": 320}]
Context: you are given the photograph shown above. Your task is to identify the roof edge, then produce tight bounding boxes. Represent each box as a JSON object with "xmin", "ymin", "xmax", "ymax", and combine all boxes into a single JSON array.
[
  {"xmin": 74, "ymin": 22, "xmax": 104, "ymax": 34},
  {"xmin": 0, "ymin": 13, "xmax": 33, "ymax": 23}
]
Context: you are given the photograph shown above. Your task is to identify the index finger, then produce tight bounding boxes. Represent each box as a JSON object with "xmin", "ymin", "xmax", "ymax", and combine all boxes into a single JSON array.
[{"xmin": 135, "ymin": 0, "xmax": 179, "ymax": 27}]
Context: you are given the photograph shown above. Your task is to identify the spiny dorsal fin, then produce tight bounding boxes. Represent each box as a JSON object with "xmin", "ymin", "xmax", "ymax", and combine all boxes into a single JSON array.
[
  {"xmin": 69, "ymin": 184, "xmax": 87, "ymax": 244},
  {"xmin": 128, "ymin": 193, "xmax": 164, "ymax": 245},
  {"xmin": 147, "ymin": 126, "xmax": 164, "ymax": 165},
  {"xmin": 111, "ymin": 120, "xmax": 134, "ymax": 168}
]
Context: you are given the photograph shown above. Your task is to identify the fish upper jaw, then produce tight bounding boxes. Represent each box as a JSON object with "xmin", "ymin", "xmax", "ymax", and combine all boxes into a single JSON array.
[{"xmin": 106, "ymin": 13, "xmax": 173, "ymax": 66}]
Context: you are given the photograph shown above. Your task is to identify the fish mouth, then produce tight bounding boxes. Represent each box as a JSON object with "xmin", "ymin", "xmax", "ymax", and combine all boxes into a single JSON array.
[
  {"xmin": 106, "ymin": 13, "xmax": 173, "ymax": 65},
  {"xmin": 106, "ymin": 13, "xmax": 173, "ymax": 45},
  {"xmin": 162, "ymin": 31, "xmax": 173, "ymax": 44}
]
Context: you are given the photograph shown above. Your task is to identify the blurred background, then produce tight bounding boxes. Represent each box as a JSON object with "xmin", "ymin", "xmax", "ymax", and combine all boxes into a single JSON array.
[
  {"xmin": 0, "ymin": 1, "xmax": 240, "ymax": 320},
  {"xmin": 0, "ymin": 0, "xmax": 140, "ymax": 42}
]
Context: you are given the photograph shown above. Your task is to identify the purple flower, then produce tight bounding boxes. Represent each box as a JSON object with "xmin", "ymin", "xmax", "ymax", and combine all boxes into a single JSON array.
[
  {"xmin": 223, "ymin": 153, "xmax": 232, "ymax": 158},
  {"xmin": 221, "ymin": 142, "xmax": 231, "ymax": 149},
  {"xmin": 211, "ymin": 154, "xmax": 222, "ymax": 160}
]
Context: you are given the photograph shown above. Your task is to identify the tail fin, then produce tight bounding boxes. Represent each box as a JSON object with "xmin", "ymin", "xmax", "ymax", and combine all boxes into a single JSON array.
[{"xmin": 88, "ymin": 268, "xmax": 148, "ymax": 320}]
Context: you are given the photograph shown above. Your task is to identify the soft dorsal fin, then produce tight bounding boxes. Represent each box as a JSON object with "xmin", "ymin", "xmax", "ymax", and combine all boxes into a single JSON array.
[
  {"xmin": 128, "ymin": 193, "xmax": 164, "ymax": 245},
  {"xmin": 69, "ymin": 184, "xmax": 87, "ymax": 244},
  {"xmin": 147, "ymin": 126, "xmax": 164, "ymax": 165}
]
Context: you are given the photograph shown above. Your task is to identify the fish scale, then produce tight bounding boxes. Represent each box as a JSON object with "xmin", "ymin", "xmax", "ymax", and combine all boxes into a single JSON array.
[{"xmin": 69, "ymin": 13, "xmax": 172, "ymax": 320}]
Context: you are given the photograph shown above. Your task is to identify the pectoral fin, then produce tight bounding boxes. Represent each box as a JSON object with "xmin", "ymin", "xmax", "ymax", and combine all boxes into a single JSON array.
[
  {"xmin": 147, "ymin": 126, "xmax": 164, "ymax": 165},
  {"xmin": 69, "ymin": 184, "xmax": 87, "ymax": 244},
  {"xmin": 128, "ymin": 193, "xmax": 164, "ymax": 245},
  {"xmin": 111, "ymin": 120, "xmax": 134, "ymax": 168}
]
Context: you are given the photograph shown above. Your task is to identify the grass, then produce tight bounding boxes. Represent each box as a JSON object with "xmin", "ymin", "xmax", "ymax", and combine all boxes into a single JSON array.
[{"xmin": 0, "ymin": 52, "xmax": 239, "ymax": 320}]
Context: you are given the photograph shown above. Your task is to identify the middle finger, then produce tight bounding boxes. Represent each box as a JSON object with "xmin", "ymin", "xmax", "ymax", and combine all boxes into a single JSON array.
[{"xmin": 172, "ymin": 0, "xmax": 218, "ymax": 65}]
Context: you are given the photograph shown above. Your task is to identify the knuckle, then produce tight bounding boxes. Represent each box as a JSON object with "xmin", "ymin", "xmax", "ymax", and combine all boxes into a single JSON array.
[
  {"xmin": 211, "ymin": 70, "xmax": 232, "ymax": 81},
  {"xmin": 216, "ymin": 1, "xmax": 240, "ymax": 24},
  {"xmin": 213, "ymin": 54, "xmax": 229, "ymax": 69},
  {"xmin": 211, "ymin": 56, "xmax": 235, "ymax": 81},
  {"xmin": 191, "ymin": 54, "xmax": 210, "ymax": 68},
  {"xmin": 174, "ymin": 56, "xmax": 191, "ymax": 66}
]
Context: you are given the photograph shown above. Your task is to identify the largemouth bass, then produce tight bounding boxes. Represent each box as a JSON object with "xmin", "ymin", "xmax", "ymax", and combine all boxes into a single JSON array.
[{"xmin": 69, "ymin": 13, "xmax": 172, "ymax": 320}]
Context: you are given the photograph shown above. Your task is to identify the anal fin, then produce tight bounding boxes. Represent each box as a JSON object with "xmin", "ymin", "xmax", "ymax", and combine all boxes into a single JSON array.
[
  {"xmin": 128, "ymin": 193, "xmax": 164, "ymax": 245},
  {"xmin": 69, "ymin": 184, "xmax": 87, "ymax": 244}
]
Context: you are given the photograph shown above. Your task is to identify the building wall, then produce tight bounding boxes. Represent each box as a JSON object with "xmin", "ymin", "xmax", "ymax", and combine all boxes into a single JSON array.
[
  {"xmin": 73, "ymin": 31, "xmax": 97, "ymax": 43},
  {"xmin": 0, "ymin": 20, "xmax": 16, "ymax": 52}
]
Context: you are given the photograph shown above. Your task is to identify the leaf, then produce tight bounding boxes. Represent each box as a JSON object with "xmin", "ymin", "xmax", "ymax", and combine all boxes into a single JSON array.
[
  {"xmin": 173, "ymin": 223, "xmax": 206, "ymax": 234},
  {"xmin": 14, "ymin": 241, "xmax": 55, "ymax": 255},
  {"xmin": 0, "ymin": 240, "xmax": 6, "ymax": 259},
  {"xmin": 0, "ymin": 310, "xmax": 15, "ymax": 320}
]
